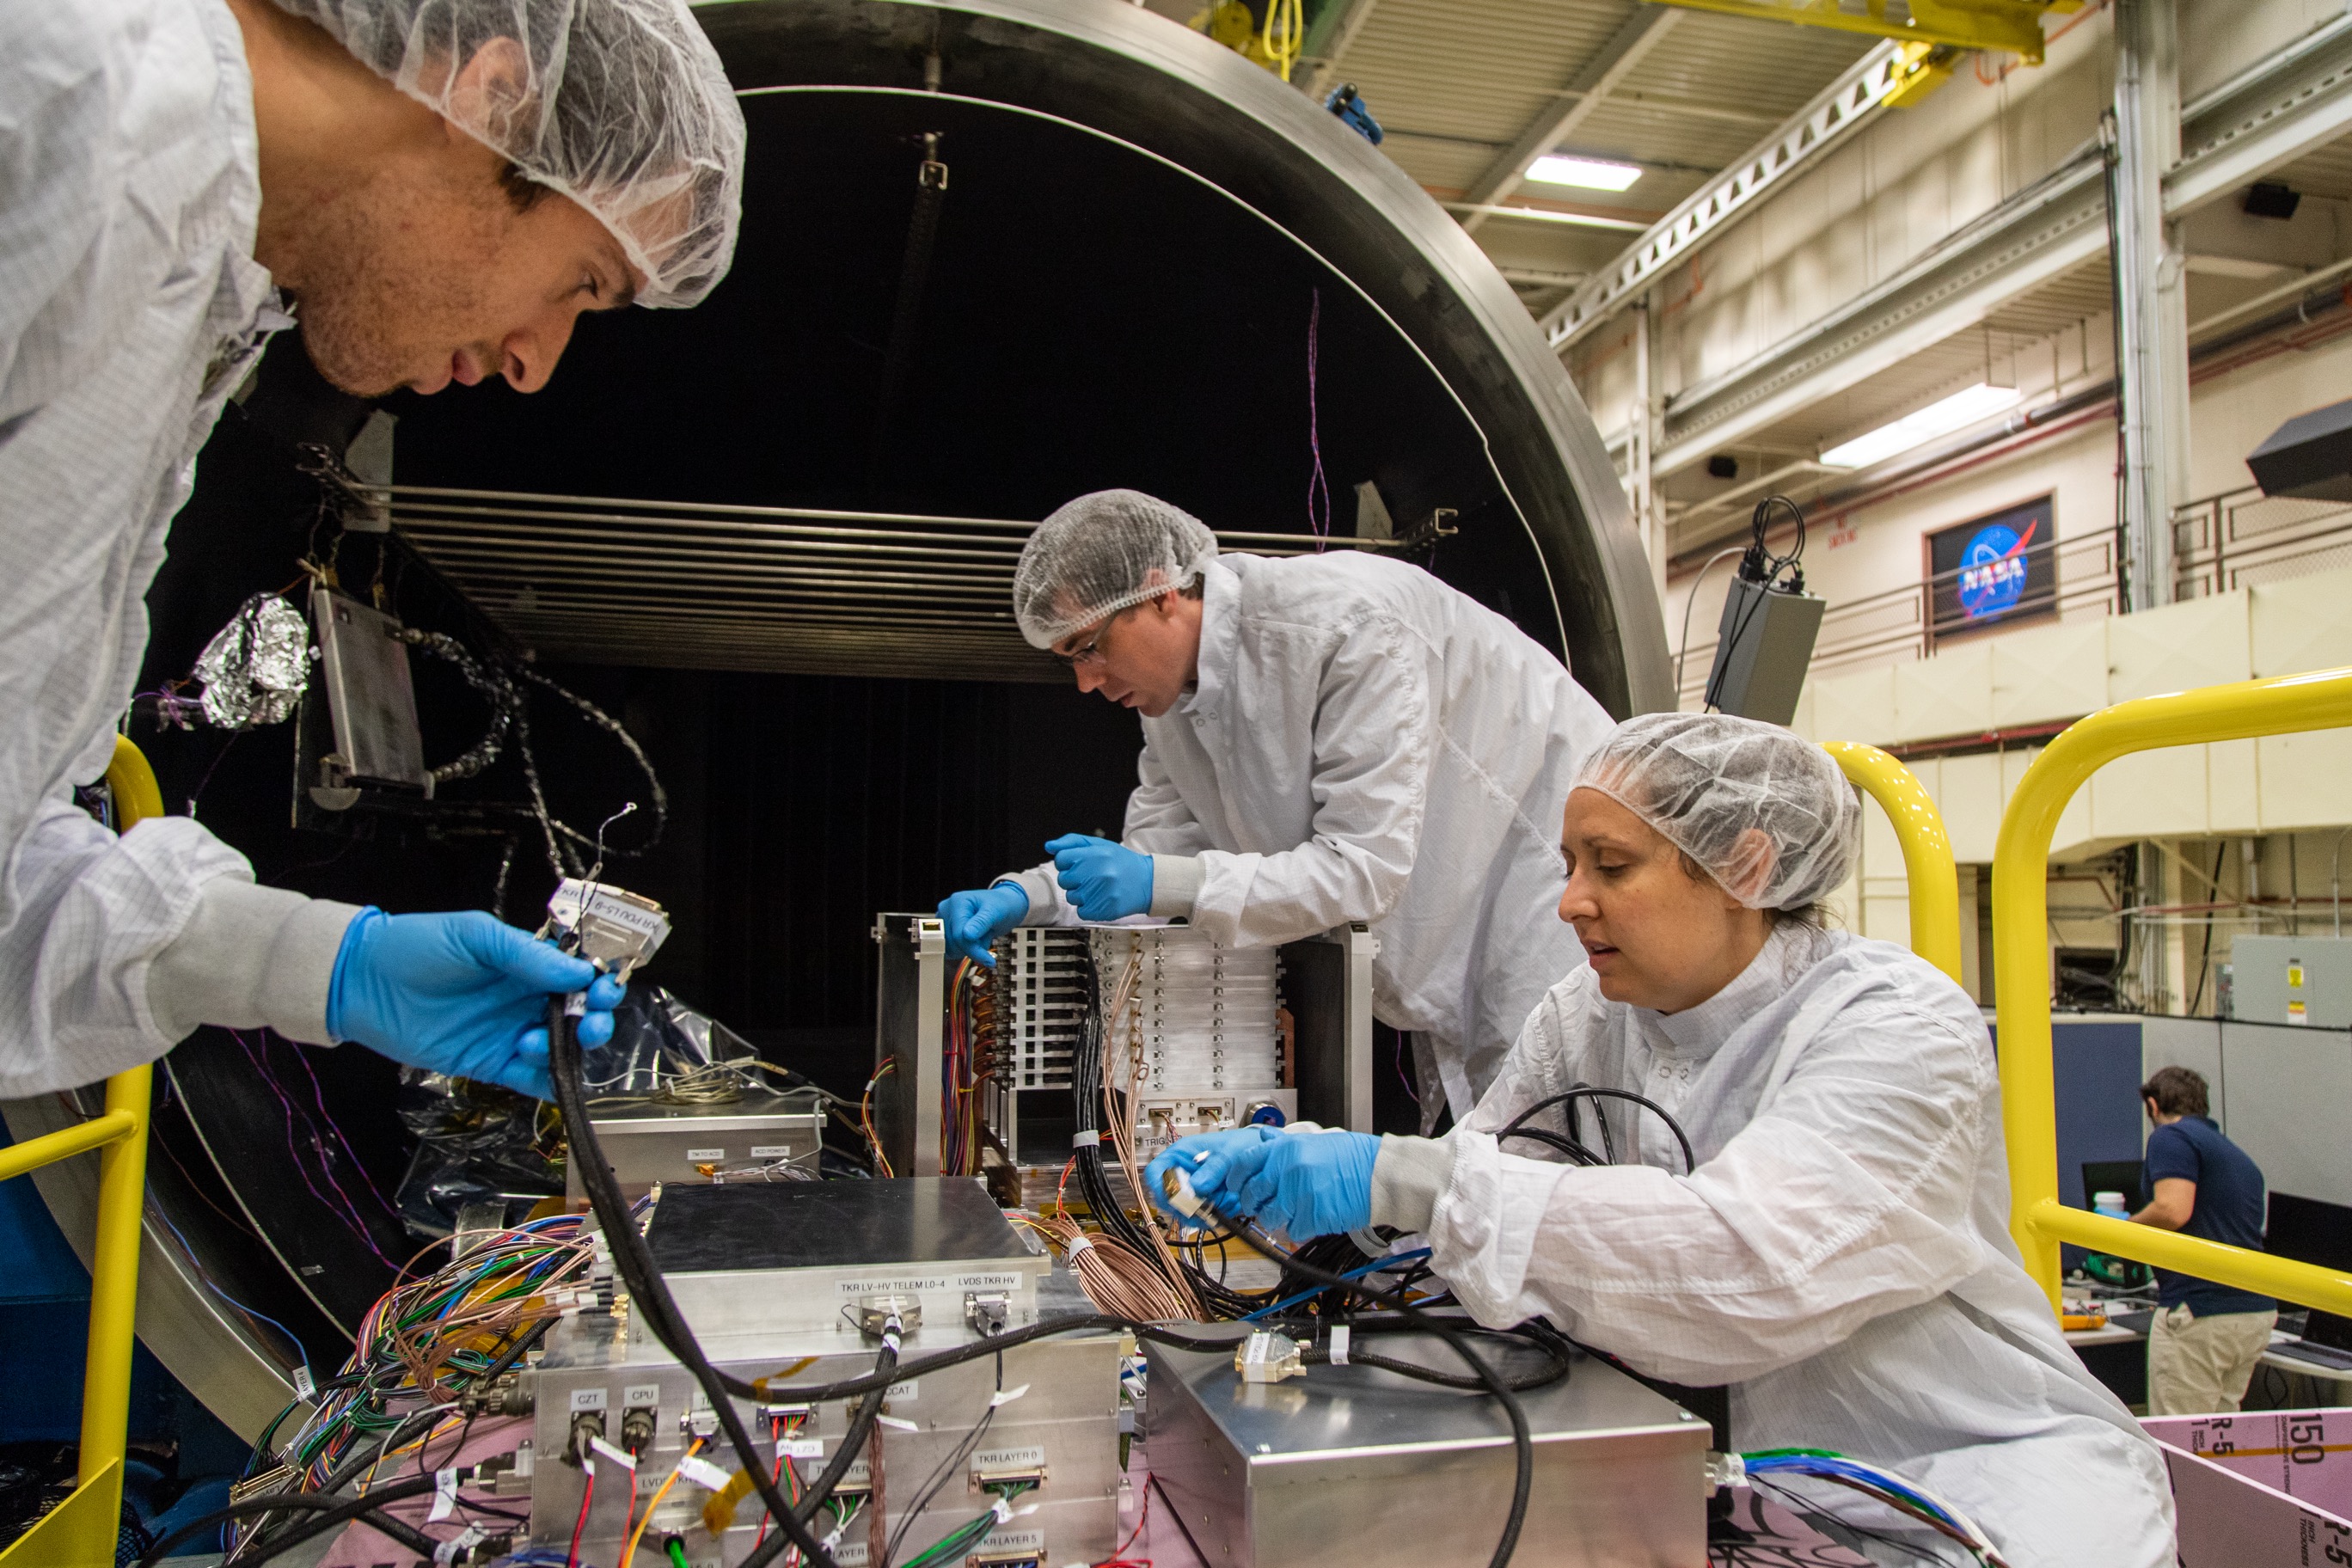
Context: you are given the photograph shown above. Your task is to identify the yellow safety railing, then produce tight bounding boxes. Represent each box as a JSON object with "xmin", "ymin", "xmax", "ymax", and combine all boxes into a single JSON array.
[
  {"xmin": 0, "ymin": 737, "xmax": 162, "ymax": 1568},
  {"xmin": 1993, "ymin": 665, "xmax": 2352, "ymax": 1315},
  {"xmin": 1822, "ymin": 741, "xmax": 1964, "ymax": 986}
]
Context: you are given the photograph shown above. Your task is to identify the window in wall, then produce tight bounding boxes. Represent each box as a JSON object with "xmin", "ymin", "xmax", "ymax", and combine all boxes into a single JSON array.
[{"xmin": 1926, "ymin": 494, "xmax": 2056, "ymax": 646}]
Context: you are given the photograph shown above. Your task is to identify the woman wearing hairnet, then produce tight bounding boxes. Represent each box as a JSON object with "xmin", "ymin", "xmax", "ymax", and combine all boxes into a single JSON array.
[
  {"xmin": 0, "ymin": 0, "xmax": 741, "ymax": 1099},
  {"xmin": 937, "ymin": 489, "xmax": 1617, "ymax": 1125},
  {"xmin": 1147, "ymin": 714, "xmax": 2177, "ymax": 1566}
]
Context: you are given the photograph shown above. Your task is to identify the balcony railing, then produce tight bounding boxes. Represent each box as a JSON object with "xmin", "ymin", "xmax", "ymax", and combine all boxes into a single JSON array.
[
  {"xmin": 1675, "ymin": 531, "xmax": 2120, "ymax": 707},
  {"xmin": 1670, "ymin": 491, "xmax": 2352, "ymax": 709},
  {"xmin": 2173, "ymin": 484, "xmax": 2352, "ymax": 598}
]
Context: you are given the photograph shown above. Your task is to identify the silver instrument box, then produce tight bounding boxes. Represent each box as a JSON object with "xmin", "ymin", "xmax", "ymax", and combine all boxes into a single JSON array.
[
  {"xmin": 1147, "ymin": 1326, "xmax": 1707, "ymax": 1567},
  {"xmin": 565, "ymin": 1087, "xmax": 827, "ymax": 1204}
]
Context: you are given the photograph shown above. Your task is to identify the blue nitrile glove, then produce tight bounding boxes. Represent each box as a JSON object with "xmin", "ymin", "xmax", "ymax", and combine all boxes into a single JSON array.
[
  {"xmin": 940, "ymin": 883, "xmax": 1030, "ymax": 967},
  {"xmin": 326, "ymin": 910, "xmax": 626, "ymax": 1100},
  {"xmin": 1143, "ymin": 1125, "xmax": 1283, "ymax": 1228},
  {"xmin": 1234, "ymin": 1129, "xmax": 1381, "ymax": 1240},
  {"xmin": 1045, "ymin": 834, "xmax": 1155, "ymax": 922}
]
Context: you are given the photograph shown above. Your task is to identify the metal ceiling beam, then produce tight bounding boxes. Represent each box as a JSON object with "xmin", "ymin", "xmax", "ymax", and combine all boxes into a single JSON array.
[
  {"xmin": 1296, "ymin": 0, "xmax": 1381, "ymax": 97},
  {"xmin": 1458, "ymin": 6, "xmax": 1681, "ymax": 236},
  {"xmin": 1649, "ymin": 12, "xmax": 2352, "ymax": 477},
  {"xmin": 1542, "ymin": 40, "xmax": 1904, "ymax": 349}
]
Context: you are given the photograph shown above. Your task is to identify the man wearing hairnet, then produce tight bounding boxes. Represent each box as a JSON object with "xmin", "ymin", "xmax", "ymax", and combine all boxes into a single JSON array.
[
  {"xmin": 936, "ymin": 488, "xmax": 1617, "ymax": 1126},
  {"xmin": 0, "ymin": 0, "xmax": 743, "ymax": 1099},
  {"xmin": 1145, "ymin": 714, "xmax": 2177, "ymax": 1565}
]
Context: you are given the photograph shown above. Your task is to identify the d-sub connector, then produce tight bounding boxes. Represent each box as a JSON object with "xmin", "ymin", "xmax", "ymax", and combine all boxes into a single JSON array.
[
  {"xmin": 967, "ymin": 1551, "xmax": 1045, "ymax": 1567},
  {"xmin": 971, "ymin": 1463, "xmax": 1048, "ymax": 1494},
  {"xmin": 857, "ymin": 1295, "xmax": 921, "ymax": 1339}
]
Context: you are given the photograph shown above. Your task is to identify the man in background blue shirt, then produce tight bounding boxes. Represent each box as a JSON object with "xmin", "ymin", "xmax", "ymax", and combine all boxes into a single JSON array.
[{"xmin": 2132, "ymin": 1065, "xmax": 2275, "ymax": 1414}]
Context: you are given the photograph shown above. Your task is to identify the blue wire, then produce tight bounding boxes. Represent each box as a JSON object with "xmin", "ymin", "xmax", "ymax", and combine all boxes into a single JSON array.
[
  {"xmin": 151, "ymin": 1206, "xmax": 313, "ymax": 1383},
  {"xmin": 1240, "ymin": 1247, "xmax": 1432, "ymax": 1321}
]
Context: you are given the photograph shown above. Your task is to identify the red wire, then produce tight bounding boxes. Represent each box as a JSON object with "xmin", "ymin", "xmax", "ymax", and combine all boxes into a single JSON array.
[
  {"xmin": 567, "ymin": 1465, "xmax": 598, "ymax": 1568},
  {"xmin": 1099, "ymin": 1474, "xmax": 1154, "ymax": 1567}
]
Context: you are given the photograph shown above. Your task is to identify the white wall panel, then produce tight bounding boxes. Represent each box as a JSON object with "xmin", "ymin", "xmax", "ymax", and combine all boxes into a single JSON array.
[
  {"xmin": 2091, "ymin": 744, "xmax": 2209, "ymax": 842},
  {"xmin": 2251, "ymin": 567, "xmax": 2352, "ymax": 680},
  {"xmin": 2257, "ymin": 727, "xmax": 2352, "ymax": 830},
  {"xmin": 2209, "ymin": 738, "xmax": 2262, "ymax": 833},
  {"xmin": 1990, "ymin": 617, "xmax": 2110, "ymax": 728},
  {"xmin": 1812, "ymin": 665, "xmax": 1896, "ymax": 745},
  {"xmin": 2107, "ymin": 591, "xmax": 2252, "ymax": 703},
  {"xmin": 1893, "ymin": 641, "xmax": 1994, "ymax": 743},
  {"xmin": 2008, "ymin": 744, "xmax": 2095, "ymax": 856},
  {"xmin": 1934, "ymin": 750, "xmax": 2005, "ymax": 866}
]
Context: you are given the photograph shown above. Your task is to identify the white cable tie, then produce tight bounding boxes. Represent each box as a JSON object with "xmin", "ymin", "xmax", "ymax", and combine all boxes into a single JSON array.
[
  {"xmin": 432, "ymin": 1524, "xmax": 486, "ymax": 1565},
  {"xmin": 992, "ymin": 1496, "xmax": 1016, "ymax": 1524},
  {"xmin": 876, "ymin": 1414, "xmax": 921, "ymax": 1432},
  {"xmin": 590, "ymin": 1436, "xmax": 638, "ymax": 1472},
  {"xmin": 427, "ymin": 1467, "xmax": 460, "ymax": 1522},
  {"xmin": 1327, "ymin": 1326, "xmax": 1350, "ymax": 1367},
  {"xmin": 1063, "ymin": 1234, "xmax": 1093, "ymax": 1260},
  {"xmin": 882, "ymin": 1330, "xmax": 902, "ymax": 1354},
  {"xmin": 581, "ymin": 1456, "xmax": 596, "ymax": 1480},
  {"xmin": 822, "ymin": 1521, "xmax": 848, "ymax": 1553},
  {"xmin": 1071, "ymin": 1130, "xmax": 1100, "ymax": 1148},
  {"xmin": 988, "ymin": 1383, "xmax": 1031, "ymax": 1408}
]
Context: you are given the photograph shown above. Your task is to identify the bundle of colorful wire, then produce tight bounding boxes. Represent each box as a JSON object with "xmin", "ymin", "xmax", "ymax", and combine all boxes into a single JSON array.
[
  {"xmin": 1733, "ymin": 1449, "xmax": 2012, "ymax": 1567},
  {"xmin": 940, "ymin": 959, "xmax": 994, "ymax": 1177},
  {"xmin": 899, "ymin": 1479, "xmax": 1036, "ymax": 1568},
  {"xmin": 256, "ymin": 1213, "xmax": 597, "ymax": 1500}
]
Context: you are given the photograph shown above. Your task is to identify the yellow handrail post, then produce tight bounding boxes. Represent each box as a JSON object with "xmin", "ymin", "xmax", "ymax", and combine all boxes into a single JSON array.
[
  {"xmin": 1822, "ymin": 742, "xmax": 1964, "ymax": 986},
  {"xmin": 0, "ymin": 738, "xmax": 162, "ymax": 1567},
  {"xmin": 1992, "ymin": 666, "xmax": 2352, "ymax": 1316}
]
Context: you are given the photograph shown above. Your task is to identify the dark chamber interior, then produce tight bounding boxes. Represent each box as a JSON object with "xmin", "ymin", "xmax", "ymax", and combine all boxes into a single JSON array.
[{"xmin": 123, "ymin": 44, "xmax": 1605, "ymax": 1376}]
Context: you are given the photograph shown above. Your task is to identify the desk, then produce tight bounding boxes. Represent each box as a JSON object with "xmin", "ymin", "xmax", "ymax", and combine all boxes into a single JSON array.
[{"xmin": 2066, "ymin": 1321, "xmax": 2150, "ymax": 1407}]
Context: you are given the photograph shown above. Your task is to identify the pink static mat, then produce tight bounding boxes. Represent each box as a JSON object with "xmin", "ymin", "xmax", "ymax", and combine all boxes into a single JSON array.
[
  {"xmin": 315, "ymin": 1413, "xmax": 532, "ymax": 1568},
  {"xmin": 2141, "ymin": 1408, "xmax": 2352, "ymax": 1567}
]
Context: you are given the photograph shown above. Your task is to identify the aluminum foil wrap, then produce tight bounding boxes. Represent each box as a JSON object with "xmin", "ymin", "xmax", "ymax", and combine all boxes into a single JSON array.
[{"xmin": 193, "ymin": 592, "xmax": 309, "ymax": 728}]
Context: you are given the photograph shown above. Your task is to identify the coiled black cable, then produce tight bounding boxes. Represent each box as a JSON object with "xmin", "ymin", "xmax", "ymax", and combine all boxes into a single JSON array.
[{"xmin": 548, "ymin": 997, "xmax": 848, "ymax": 1568}]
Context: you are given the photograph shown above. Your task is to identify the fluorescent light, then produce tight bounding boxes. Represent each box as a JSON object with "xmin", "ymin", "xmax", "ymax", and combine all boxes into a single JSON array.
[
  {"xmin": 1820, "ymin": 383, "xmax": 2024, "ymax": 469},
  {"xmin": 1525, "ymin": 155, "xmax": 1643, "ymax": 192}
]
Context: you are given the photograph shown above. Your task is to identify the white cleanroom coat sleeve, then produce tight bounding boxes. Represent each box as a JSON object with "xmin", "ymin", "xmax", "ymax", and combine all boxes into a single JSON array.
[
  {"xmin": 0, "ymin": 799, "xmax": 357, "ymax": 1099},
  {"xmin": 1182, "ymin": 622, "xmax": 1432, "ymax": 948},
  {"xmin": 1427, "ymin": 989, "xmax": 1997, "ymax": 1387}
]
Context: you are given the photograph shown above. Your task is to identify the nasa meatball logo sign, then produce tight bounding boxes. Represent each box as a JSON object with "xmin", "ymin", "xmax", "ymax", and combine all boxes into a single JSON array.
[
  {"xmin": 1929, "ymin": 496, "xmax": 2055, "ymax": 640},
  {"xmin": 1957, "ymin": 518, "xmax": 2036, "ymax": 619}
]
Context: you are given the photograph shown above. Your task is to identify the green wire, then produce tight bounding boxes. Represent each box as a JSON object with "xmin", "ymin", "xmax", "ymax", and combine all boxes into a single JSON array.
[{"xmin": 665, "ymin": 1538, "xmax": 691, "ymax": 1568}]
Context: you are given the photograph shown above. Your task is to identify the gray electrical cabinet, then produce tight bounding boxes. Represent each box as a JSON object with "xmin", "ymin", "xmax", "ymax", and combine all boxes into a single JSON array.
[
  {"xmin": 2229, "ymin": 935, "xmax": 2352, "ymax": 1027},
  {"xmin": 1702, "ymin": 576, "xmax": 1825, "ymax": 727}
]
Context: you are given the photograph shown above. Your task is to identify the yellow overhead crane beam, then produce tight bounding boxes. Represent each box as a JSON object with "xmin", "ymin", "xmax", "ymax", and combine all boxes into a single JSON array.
[{"xmin": 1641, "ymin": 0, "xmax": 2075, "ymax": 66}]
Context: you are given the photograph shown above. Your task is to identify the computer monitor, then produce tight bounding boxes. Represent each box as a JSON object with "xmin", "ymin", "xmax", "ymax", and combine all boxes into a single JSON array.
[
  {"xmin": 2081, "ymin": 1160, "xmax": 2145, "ymax": 1211},
  {"xmin": 2265, "ymin": 1191, "xmax": 2352, "ymax": 1347}
]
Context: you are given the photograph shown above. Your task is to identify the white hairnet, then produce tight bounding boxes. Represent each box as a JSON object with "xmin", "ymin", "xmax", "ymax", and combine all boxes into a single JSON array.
[
  {"xmin": 270, "ymin": 0, "xmax": 745, "ymax": 308},
  {"xmin": 1572, "ymin": 713, "xmax": 1859, "ymax": 910},
  {"xmin": 1013, "ymin": 490, "xmax": 1220, "ymax": 649}
]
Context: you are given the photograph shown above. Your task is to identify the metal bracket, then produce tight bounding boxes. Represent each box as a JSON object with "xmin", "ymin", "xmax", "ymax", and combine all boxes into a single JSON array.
[{"xmin": 1390, "ymin": 508, "xmax": 1459, "ymax": 553}]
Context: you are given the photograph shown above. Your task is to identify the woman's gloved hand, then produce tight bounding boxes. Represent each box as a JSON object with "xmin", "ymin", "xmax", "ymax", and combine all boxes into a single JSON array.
[
  {"xmin": 939, "ymin": 883, "xmax": 1030, "ymax": 966},
  {"xmin": 1143, "ymin": 1124, "xmax": 1283, "ymax": 1227},
  {"xmin": 327, "ymin": 910, "xmax": 626, "ymax": 1100},
  {"xmin": 1234, "ymin": 1129, "xmax": 1381, "ymax": 1240},
  {"xmin": 1045, "ymin": 834, "xmax": 1154, "ymax": 921}
]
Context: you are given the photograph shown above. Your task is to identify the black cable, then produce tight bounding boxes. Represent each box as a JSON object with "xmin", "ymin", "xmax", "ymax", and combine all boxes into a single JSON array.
[
  {"xmin": 1498, "ymin": 1087, "xmax": 1695, "ymax": 1174},
  {"xmin": 136, "ymin": 1477, "xmax": 438, "ymax": 1567},
  {"xmin": 548, "ymin": 998, "xmax": 845, "ymax": 1568},
  {"xmin": 1213, "ymin": 1211, "xmax": 1534, "ymax": 1568}
]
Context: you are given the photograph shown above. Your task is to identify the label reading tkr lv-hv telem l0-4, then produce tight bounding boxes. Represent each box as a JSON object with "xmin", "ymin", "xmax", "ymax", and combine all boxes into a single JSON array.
[{"xmin": 833, "ymin": 1272, "xmax": 1027, "ymax": 1299}]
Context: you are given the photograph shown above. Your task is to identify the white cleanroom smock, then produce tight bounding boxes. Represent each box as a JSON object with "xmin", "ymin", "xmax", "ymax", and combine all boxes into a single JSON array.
[
  {"xmin": 0, "ymin": 0, "xmax": 359, "ymax": 1099},
  {"xmin": 1370, "ymin": 922, "xmax": 2177, "ymax": 1567},
  {"xmin": 1004, "ymin": 551, "xmax": 1616, "ymax": 1119}
]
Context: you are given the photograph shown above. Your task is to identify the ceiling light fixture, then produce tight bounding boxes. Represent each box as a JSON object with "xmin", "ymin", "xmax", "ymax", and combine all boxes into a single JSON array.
[
  {"xmin": 1524, "ymin": 155, "xmax": 1644, "ymax": 192},
  {"xmin": 1820, "ymin": 383, "xmax": 2024, "ymax": 469}
]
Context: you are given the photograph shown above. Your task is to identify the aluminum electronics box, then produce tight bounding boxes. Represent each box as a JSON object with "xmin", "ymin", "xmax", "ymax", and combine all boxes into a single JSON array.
[
  {"xmin": 1148, "ymin": 1326, "xmax": 1707, "ymax": 1568},
  {"xmin": 529, "ymin": 1179, "xmax": 1118, "ymax": 1568},
  {"xmin": 563, "ymin": 1087, "xmax": 826, "ymax": 1204},
  {"xmin": 2228, "ymin": 935, "xmax": 2352, "ymax": 1027}
]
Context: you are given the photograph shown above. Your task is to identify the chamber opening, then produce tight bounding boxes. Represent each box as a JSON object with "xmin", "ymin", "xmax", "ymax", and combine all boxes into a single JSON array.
[{"xmin": 92, "ymin": 0, "xmax": 1658, "ymax": 1434}]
